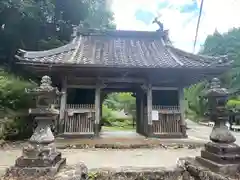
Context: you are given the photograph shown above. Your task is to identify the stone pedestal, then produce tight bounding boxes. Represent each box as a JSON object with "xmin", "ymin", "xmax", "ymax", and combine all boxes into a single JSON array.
[
  {"xmin": 6, "ymin": 117, "xmax": 66, "ymax": 178},
  {"xmin": 196, "ymin": 142, "xmax": 240, "ymax": 175},
  {"xmin": 195, "ymin": 78, "xmax": 240, "ymax": 176},
  {"xmin": 195, "ymin": 116, "xmax": 240, "ymax": 175}
]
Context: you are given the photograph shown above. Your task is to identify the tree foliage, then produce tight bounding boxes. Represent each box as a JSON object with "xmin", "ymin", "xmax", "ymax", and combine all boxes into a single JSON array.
[
  {"xmin": 0, "ymin": 68, "xmax": 35, "ymax": 139},
  {"xmin": 0, "ymin": 0, "xmax": 116, "ymax": 139},
  {"xmin": 0, "ymin": 0, "xmax": 116, "ymax": 66},
  {"xmin": 186, "ymin": 28, "xmax": 240, "ymax": 120},
  {"xmin": 103, "ymin": 93, "xmax": 136, "ymax": 115},
  {"xmin": 102, "ymin": 93, "xmax": 136, "ymax": 127}
]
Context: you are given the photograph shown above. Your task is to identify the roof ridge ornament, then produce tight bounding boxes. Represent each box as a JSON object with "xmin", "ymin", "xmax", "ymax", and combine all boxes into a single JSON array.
[
  {"xmin": 152, "ymin": 17, "xmax": 171, "ymax": 45},
  {"xmin": 71, "ymin": 23, "xmax": 84, "ymax": 40},
  {"xmin": 152, "ymin": 17, "xmax": 164, "ymax": 32}
]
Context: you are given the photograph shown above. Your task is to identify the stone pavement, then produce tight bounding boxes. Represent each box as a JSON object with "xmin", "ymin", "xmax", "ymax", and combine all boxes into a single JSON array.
[
  {"xmin": 55, "ymin": 136, "xmax": 206, "ymax": 149},
  {"xmin": 0, "ymin": 148, "xmax": 201, "ymax": 177},
  {"xmin": 1, "ymin": 120, "xmax": 229, "ymax": 178},
  {"xmin": 186, "ymin": 119, "xmax": 240, "ymax": 145}
]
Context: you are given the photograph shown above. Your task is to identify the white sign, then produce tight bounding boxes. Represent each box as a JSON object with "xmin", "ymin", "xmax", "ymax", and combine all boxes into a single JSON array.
[{"xmin": 152, "ymin": 110, "xmax": 159, "ymax": 121}]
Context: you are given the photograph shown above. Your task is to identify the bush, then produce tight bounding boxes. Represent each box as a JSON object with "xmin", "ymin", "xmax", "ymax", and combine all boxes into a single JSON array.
[
  {"xmin": 0, "ymin": 68, "xmax": 35, "ymax": 140},
  {"xmin": 111, "ymin": 118, "xmax": 133, "ymax": 128},
  {"xmin": 101, "ymin": 104, "xmax": 115, "ymax": 126},
  {"xmin": 1, "ymin": 115, "xmax": 34, "ymax": 140},
  {"xmin": 101, "ymin": 104, "xmax": 133, "ymax": 128},
  {"xmin": 227, "ymin": 99, "xmax": 240, "ymax": 108}
]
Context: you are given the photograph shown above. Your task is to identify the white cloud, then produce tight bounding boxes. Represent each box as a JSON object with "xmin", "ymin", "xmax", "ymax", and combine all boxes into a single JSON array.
[{"xmin": 112, "ymin": 0, "xmax": 240, "ymax": 53}]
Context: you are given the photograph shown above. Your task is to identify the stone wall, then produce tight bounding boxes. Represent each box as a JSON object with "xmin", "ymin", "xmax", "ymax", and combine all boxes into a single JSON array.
[
  {"xmin": 53, "ymin": 159, "xmax": 236, "ymax": 180},
  {"xmin": 4, "ymin": 158, "xmax": 238, "ymax": 180},
  {"xmin": 88, "ymin": 167, "xmax": 183, "ymax": 180}
]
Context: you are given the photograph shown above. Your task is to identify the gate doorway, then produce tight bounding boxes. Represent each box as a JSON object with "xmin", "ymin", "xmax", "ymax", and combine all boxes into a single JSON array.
[{"xmin": 99, "ymin": 90, "xmax": 138, "ymax": 137}]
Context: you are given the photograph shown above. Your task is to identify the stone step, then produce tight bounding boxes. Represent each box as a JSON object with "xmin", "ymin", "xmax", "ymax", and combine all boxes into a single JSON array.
[
  {"xmin": 201, "ymin": 150, "xmax": 240, "ymax": 164},
  {"xmin": 15, "ymin": 152, "xmax": 62, "ymax": 168}
]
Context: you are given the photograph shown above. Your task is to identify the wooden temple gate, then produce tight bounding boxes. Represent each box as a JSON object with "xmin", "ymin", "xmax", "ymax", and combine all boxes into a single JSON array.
[
  {"xmin": 53, "ymin": 80, "xmax": 186, "ymax": 138},
  {"xmin": 15, "ymin": 28, "xmax": 231, "ymax": 139}
]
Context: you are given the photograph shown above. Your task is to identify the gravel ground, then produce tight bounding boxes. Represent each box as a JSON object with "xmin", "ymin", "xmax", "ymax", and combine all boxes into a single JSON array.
[{"xmin": 0, "ymin": 148, "xmax": 201, "ymax": 176}]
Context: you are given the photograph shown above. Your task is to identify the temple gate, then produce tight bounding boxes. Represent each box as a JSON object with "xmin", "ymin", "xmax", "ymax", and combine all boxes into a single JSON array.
[{"xmin": 15, "ymin": 25, "xmax": 232, "ymax": 138}]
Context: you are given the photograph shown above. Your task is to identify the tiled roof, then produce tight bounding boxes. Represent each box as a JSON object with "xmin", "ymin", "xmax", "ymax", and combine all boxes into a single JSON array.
[{"xmin": 16, "ymin": 29, "xmax": 232, "ymax": 69}]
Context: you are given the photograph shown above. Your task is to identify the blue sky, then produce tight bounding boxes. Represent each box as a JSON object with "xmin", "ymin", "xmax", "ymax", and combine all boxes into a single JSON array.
[{"xmin": 111, "ymin": 0, "xmax": 240, "ymax": 53}]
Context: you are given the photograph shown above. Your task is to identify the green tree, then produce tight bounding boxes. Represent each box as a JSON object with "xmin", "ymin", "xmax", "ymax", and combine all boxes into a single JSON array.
[
  {"xmin": 103, "ymin": 93, "xmax": 136, "ymax": 115},
  {"xmin": 0, "ymin": 0, "xmax": 116, "ymax": 67},
  {"xmin": 185, "ymin": 28, "xmax": 240, "ymax": 120},
  {"xmin": 200, "ymin": 28, "xmax": 240, "ymax": 90},
  {"xmin": 0, "ymin": 0, "xmax": 116, "ymax": 139}
]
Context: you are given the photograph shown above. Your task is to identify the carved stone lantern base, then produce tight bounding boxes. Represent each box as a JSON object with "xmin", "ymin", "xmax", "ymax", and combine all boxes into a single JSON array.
[
  {"xmin": 6, "ymin": 142, "xmax": 66, "ymax": 178},
  {"xmin": 196, "ymin": 142, "xmax": 240, "ymax": 175},
  {"xmin": 5, "ymin": 116, "xmax": 66, "ymax": 178}
]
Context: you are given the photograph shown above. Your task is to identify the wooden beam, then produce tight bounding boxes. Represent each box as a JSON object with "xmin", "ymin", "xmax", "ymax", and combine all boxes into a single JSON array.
[
  {"xmin": 140, "ymin": 91, "xmax": 144, "ymax": 134},
  {"xmin": 68, "ymin": 77, "xmax": 146, "ymax": 84},
  {"xmin": 67, "ymin": 85, "xmax": 96, "ymax": 89},
  {"xmin": 178, "ymin": 87, "xmax": 187, "ymax": 136},
  {"xmin": 59, "ymin": 76, "xmax": 67, "ymax": 121},
  {"xmin": 67, "ymin": 83, "xmax": 137, "ymax": 90},
  {"xmin": 147, "ymin": 84, "xmax": 153, "ymax": 125},
  {"xmin": 152, "ymin": 87, "xmax": 178, "ymax": 90},
  {"xmin": 100, "ymin": 77, "xmax": 146, "ymax": 83},
  {"xmin": 95, "ymin": 85, "xmax": 101, "ymax": 125},
  {"xmin": 178, "ymin": 88, "xmax": 185, "ymax": 123}
]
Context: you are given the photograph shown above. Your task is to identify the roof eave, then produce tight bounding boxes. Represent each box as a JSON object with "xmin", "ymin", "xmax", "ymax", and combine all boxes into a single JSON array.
[
  {"xmin": 15, "ymin": 60, "xmax": 232, "ymax": 72},
  {"xmin": 166, "ymin": 44, "xmax": 231, "ymax": 63}
]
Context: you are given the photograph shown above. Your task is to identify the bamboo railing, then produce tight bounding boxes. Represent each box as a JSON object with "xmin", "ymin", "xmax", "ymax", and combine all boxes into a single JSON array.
[
  {"xmin": 150, "ymin": 106, "xmax": 181, "ymax": 134},
  {"xmin": 64, "ymin": 104, "xmax": 95, "ymax": 134}
]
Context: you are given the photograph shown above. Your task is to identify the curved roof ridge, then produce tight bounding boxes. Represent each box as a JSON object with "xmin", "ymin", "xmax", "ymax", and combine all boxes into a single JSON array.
[
  {"xmin": 160, "ymin": 38, "xmax": 184, "ymax": 66},
  {"xmin": 15, "ymin": 29, "xmax": 233, "ymax": 70},
  {"xmin": 77, "ymin": 28, "xmax": 162, "ymax": 39},
  {"xmin": 17, "ymin": 38, "xmax": 78, "ymax": 59},
  {"xmin": 66, "ymin": 36, "xmax": 82, "ymax": 63},
  {"xmin": 165, "ymin": 44, "xmax": 229, "ymax": 64}
]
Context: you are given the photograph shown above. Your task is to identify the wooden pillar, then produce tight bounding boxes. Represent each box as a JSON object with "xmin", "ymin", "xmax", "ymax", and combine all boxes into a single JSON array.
[
  {"xmin": 59, "ymin": 76, "xmax": 67, "ymax": 133},
  {"xmin": 136, "ymin": 91, "xmax": 140, "ymax": 133},
  {"xmin": 140, "ymin": 92, "xmax": 144, "ymax": 135},
  {"xmin": 136, "ymin": 89, "xmax": 145, "ymax": 135},
  {"xmin": 94, "ymin": 85, "xmax": 101, "ymax": 136},
  {"xmin": 178, "ymin": 87, "xmax": 187, "ymax": 137},
  {"xmin": 147, "ymin": 84, "xmax": 153, "ymax": 136},
  {"xmin": 99, "ymin": 92, "xmax": 106, "ymax": 132}
]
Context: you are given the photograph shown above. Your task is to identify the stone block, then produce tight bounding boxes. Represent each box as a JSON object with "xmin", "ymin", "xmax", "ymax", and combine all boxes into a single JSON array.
[
  {"xmin": 5, "ymin": 158, "xmax": 66, "ymax": 178},
  {"xmin": 55, "ymin": 162, "xmax": 88, "ymax": 180},
  {"xmin": 202, "ymin": 150, "xmax": 240, "ymax": 164},
  {"xmin": 196, "ymin": 156, "xmax": 240, "ymax": 175},
  {"xmin": 205, "ymin": 142, "xmax": 240, "ymax": 155},
  {"xmin": 15, "ymin": 152, "xmax": 62, "ymax": 167},
  {"xmin": 178, "ymin": 157, "xmax": 239, "ymax": 180}
]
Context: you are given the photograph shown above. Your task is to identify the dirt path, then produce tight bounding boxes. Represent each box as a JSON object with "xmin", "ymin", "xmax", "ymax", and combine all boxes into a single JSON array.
[{"xmin": 0, "ymin": 148, "xmax": 200, "ymax": 176}]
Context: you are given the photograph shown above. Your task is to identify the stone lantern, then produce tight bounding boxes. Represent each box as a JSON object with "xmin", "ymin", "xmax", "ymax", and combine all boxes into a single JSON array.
[
  {"xmin": 196, "ymin": 78, "xmax": 240, "ymax": 175},
  {"xmin": 6, "ymin": 76, "xmax": 66, "ymax": 178}
]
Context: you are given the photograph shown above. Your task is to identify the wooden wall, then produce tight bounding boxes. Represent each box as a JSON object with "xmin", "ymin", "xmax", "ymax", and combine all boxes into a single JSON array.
[
  {"xmin": 152, "ymin": 106, "xmax": 181, "ymax": 135},
  {"xmin": 63, "ymin": 104, "xmax": 95, "ymax": 135}
]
